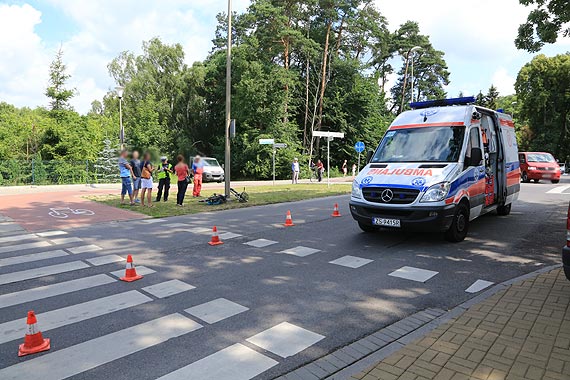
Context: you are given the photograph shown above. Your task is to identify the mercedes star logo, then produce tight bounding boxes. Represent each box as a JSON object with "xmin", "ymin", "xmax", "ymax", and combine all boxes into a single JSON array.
[{"xmin": 381, "ymin": 189, "xmax": 394, "ymax": 203}]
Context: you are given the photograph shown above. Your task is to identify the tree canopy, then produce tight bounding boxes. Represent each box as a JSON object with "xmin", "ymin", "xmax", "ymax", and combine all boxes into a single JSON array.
[{"xmin": 515, "ymin": 0, "xmax": 570, "ymax": 52}]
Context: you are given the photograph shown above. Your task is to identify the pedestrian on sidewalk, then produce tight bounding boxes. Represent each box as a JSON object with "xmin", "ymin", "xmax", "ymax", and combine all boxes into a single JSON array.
[
  {"xmin": 174, "ymin": 155, "xmax": 190, "ymax": 206},
  {"xmin": 140, "ymin": 152, "xmax": 154, "ymax": 208},
  {"xmin": 291, "ymin": 158, "xmax": 300, "ymax": 184},
  {"xmin": 342, "ymin": 160, "xmax": 348, "ymax": 176},
  {"xmin": 118, "ymin": 149, "xmax": 136, "ymax": 206},
  {"xmin": 130, "ymin": 151, "xmax": 142, "ymax": 203},
  {"xmin": 192, "ymin": 155, "xmax": 204, "ymax": 197},
  {"xmin": 316, "ymin": 159, "xmax": 324, "ymax": 182},
  {"xmin": 156, "ymin": 156, "xmax": 173, "ymax": 202}
]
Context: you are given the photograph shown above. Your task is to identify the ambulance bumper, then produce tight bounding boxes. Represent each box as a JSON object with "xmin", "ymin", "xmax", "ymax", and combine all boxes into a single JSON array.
[
  {"xmin": 349, "ymin": 200, "xmax": 456, "ymax": 232},
  {"xmin": 563, "ymin": 245, "xmax": 570, "ymax": 281}
]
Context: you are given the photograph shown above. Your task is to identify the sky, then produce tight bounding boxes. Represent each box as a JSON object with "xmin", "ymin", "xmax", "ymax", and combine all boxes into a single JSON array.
[{"xmin": 0, "ymin": 0, "xmax": 568, "ymax": 114}]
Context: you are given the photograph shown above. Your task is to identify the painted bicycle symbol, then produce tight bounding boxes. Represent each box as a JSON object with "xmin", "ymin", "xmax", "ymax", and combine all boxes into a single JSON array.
[{"xmin": 48, "ymin": 207, "xmax": 95, "ymax": 219}]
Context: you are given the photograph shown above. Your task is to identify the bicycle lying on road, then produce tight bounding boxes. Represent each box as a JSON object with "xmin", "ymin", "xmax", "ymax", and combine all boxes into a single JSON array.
[{"xmin": 48, "ymin": 207, "xmax": 95, "ymax": 219}]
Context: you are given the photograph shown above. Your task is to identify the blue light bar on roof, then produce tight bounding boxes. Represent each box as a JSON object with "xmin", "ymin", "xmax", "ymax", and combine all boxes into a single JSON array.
[{"xmin": 410, "ymin": 96, "xmax": 477, "ymax": 110}]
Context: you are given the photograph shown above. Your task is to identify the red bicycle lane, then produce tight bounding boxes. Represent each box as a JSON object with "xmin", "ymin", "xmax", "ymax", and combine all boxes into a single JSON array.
[{"xmin": 0, "ymin": 189, "xmax": 147, "ymax": 232}]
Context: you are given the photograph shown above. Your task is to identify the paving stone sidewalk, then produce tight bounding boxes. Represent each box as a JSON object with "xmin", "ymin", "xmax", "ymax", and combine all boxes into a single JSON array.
[{"xmin": 352, "ymin": 268, "xmax": 570, "ymax": 380}]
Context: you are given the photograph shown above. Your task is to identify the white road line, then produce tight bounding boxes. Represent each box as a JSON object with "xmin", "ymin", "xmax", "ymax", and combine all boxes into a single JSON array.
[
  {"xmin": 49, "ymin": 237, "xmax": 84, "ymax": 245},
  {"xmin": 142, "ymin": 279, "xmax": 195, "ymax": 298},
  {"xmin": 546, "ymin": 185, "xmax": 570, "ymax": 194},
  {"xmin": 246, "ymin": 322, "xmax": 325, "ymax": 358},
  {"xmin": 156, "ymin": 343, "xmax": 278, "ymax": 380},
  {"xmin": 67, "ymin": 244, "xmax": 102, "ymax": 254},
  {"xmin": 164, "ymin": 223, "xmax": 190, "ymax": 228},
  {"xmin": 184, "ymin": 298, "xmax": 248, "ymax": 324},
  {"xmin": 219, "ymin": 232, "xmax": 242, "ymax": 240},
  {"xmin": 110, "ymin": 266, "xmax": 156, "ymax": 278},
  {"xmin": 0, "ymin": 274, "xmax": 116, "ymax": 309},
  {"xmin": 389, "ymin": 266, "xmax": 439, "ymax": 283},
  {"xmin": 280, "ymin": 246, "xmax": 321, "ymax": 257},
  {"xmin": 193, "ymin": 227, "xmax": 214, "ymax": 235},
  {"xmin": 140, "ymin": 218, "xmax": 167, "ymax": 224},
  {"xmin": 465, "ymin": 279, "xmax": 494, "ymax": 293},
  {"xmin": 0, "ymin": 313, "xmax": 202, "ymax": 380},
  {"xmin": 36, "ymin": 230, "xmax": 67, "ymax": 237},
  {"xmin": 0, "ymin": 233, "xmax": 37, "ymax": 244},
  {"xmin": 0, "ymin": 241, "xmax": 51, "ymax": 255},
  {"xmin": 85, "ymin": 254, "xmax": 124, "ymax": 266},
  {"xmin": 0, "ymin": 249, "xmax": 68, "ymax": 267},
  {"xmin": 0, "ymin": 261, "xmax": 89, "ymax": 285},
  {"xmin": 329, "ymin": 255, "xmax": 373, "ymax": 268},
  {"xmin": 0, "ymin": 290, "xmax": 152, "ymax": 344},
  {"xmin": 244, "ymin": 239, "xmax": 278, "ymax": 248}
]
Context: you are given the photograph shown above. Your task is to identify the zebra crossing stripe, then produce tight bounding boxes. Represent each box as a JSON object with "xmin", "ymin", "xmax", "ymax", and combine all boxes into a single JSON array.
[
  {"xmin": 0, "ymin": 249, "xmax": 69, "ymax": 267},
  {"xmin": 0, "ymin": 314, "xmax": 202, "ymax": 380},
  {"xmin": 35, "ymin": 230, "xmax": 67, "ymax": 237},
  {"xmin": 67, "ymin": 244, "xmax": 102, "ymax": 254},
  {"xmin": 0, "ymin": 274, "xmax": 116, "ymax": 309},
  {"xmin": 110, "ymin": 266, "xmax": 155, "ymax": 278},
  {"xmin": 85, "ymin": 254, "xmax": 124, "ymax": 266},
  {"xmin": 0, "ymin": 261, "xmax": 89, "ymax": 285},
  {"xmin": 156, "ymin": 343, "xmax": 278, "ymax": 380},
  {"xmin": 49, "ymin": 237, "xmax": 83, "ymax": 245},
  {"xmin": 0, "ymin": 241, "xmax": 52, "ymax": 255},
  {"xmin": 0, "ymin": 233, "xmax": 37, "ymax": 244},
  {"xmin": 0, "ymin": 290, "xmax": 152, "ymax": 344}
]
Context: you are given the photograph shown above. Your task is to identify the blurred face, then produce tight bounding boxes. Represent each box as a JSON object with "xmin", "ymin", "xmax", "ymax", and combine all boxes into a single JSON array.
[
  {"xmin": 132, "ymin": 151, "xmax": 139, "ymax": 159},
  {"xmin": 121, "ymin": 150, "xmax": 128, "ymax": 158}
]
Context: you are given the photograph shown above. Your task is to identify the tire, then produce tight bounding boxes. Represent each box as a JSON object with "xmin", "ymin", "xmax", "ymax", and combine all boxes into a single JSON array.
[
  {"xmin": 358, "ymin": 222, "xmax": 379, "ymax": 233},
  {"xmin": 521, "ymin": 172, "xmax": 530, "ymax": 183},
  {"xmin": 445, "ymin": 203, "xmax": 469, "ymax": 242},
  {"xmin": 497, "ymin": 203, "xmax": 511, "ymax": 216},
  {"xmin": 565, "ymin": 266, "xmax": 570, "ymax": 282},
  {"xmin": 533, "ymin": 179, "xmax": 539, "ymax": 183},
  {"xmin": 551, "ymin": 180, "xmax": 560, "ymax": 184}
]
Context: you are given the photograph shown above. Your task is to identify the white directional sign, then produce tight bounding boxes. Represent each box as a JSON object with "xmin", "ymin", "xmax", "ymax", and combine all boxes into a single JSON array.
[
  {"xmin": 313, "ymin": 131, "xmax": 344, "ymax": 138},
  {"xmin": 274, "ymin": 143, "xmax": 287, "ymax": 149},
  {"xmin": 259, "ymin": 138, "xmax": 275, "ymax": 145}
]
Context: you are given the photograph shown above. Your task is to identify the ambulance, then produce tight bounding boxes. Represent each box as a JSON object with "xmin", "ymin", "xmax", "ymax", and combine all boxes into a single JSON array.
[{"xmin": 349, "ymin": 97, "xmax": 520, "ymax": 242}]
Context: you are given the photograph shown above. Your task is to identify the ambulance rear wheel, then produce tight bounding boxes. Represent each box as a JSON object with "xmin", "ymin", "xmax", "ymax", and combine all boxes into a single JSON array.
[
  {"xmin": 358, "ymin": 222, "xmax": 379, "ymax": 233},
  {"xmin": 497, "ymin": 203, "xmax": 511, "ymax": 216},
  {"xmin": 445, "ymin": 203, "xmax": 469, "ymax": 242}
]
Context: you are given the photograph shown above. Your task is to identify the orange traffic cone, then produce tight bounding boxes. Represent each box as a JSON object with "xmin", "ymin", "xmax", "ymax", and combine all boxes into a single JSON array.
[
  {"xmin": 18, "ymin": 311, "xmax": 50, "ymax": 357},
  {"xmin": 284, "ymin": 210, "xmax": 295, "ymax": 227},
  {"xmin": 120, "ymin": 255, "xmax": 143, "ymax": 282},
  {"xmin": 208, "ymin": 226, "xmax": 224, "ymax": 246},
  {"xmin": 332, "ymin": 203, "xmax": 342, "ymax": 217}
]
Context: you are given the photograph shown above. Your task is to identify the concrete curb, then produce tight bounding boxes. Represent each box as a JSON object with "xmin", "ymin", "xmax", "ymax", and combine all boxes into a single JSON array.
[{"xmin": 275, "ymin": 264, "xmax": 563, "ymax": 380}]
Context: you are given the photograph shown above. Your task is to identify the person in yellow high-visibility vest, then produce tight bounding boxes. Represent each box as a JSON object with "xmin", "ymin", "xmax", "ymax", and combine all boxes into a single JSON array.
[
  {"xmin": 192, "ymin": 155, "xmax": 204, "ymax": 197},
  {"xmin": 156, "ymin": 156, "xmax": 173, "ymax": 202}
]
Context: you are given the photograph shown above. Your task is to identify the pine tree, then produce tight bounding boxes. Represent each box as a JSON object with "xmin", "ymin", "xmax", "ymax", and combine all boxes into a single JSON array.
[
  {"xmin": 45, "ymin": 48, "xmax": 75, "ymax": 112},
  {"xmin": 94, "ymin": 139, "xmax": 119, "ymax": 183}
]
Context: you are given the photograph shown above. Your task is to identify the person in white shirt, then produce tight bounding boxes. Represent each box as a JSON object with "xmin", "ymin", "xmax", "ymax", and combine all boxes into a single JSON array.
[{"xmin": 291, "ymin": 158, "xmax": 300, "ymax": 184}]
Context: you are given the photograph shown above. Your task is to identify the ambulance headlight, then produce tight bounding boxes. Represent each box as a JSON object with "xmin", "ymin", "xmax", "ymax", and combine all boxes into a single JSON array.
[
  {"xmin": 420, "ymin": 182, "xmax": 451, "ymax": 203},
  {"xmin": 351, "ymin": 180, "xmax": 362, "ymax": 199}
]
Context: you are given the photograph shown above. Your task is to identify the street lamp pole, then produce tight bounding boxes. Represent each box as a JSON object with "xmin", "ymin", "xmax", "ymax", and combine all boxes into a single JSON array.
[
  {"xmin": 224, "ymin": 0, "xmax": 232, "ymax": 198},
  {"xmin": 410, "ymin": 46, "xmax": 422, "ymax": 103},
  {"xmin": 399, "ymin": 46, "xmax": 421, "ymax": 113},
  {"xmin": 115, "ymin": 86, "xmax": 125, "ymax": 149}
]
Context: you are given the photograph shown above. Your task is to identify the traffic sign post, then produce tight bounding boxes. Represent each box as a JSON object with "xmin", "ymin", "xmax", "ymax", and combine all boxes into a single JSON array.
[
  {"xmin": 259, "ymin": 139, "xmax": 287, "ymax": 186},
  {"xmin": 354, "ymin": 141, "xmax": 365, "ymax": 172},
  {"xmin": 313, "ymin": 131, "xmax": 345, "ymax": 187}
]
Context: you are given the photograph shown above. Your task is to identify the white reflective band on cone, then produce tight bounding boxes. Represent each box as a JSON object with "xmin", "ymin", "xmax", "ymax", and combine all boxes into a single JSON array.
[
  {"xmin": 26, "ymin": 323, "xmax": 38, "ymax": 335},
  {"xmin": 125, "ymin": 263, "xmax": 133, "ymax": 269}
]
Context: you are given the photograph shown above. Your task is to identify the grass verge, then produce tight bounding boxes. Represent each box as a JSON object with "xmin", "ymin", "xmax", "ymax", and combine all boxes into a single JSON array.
[{"xmin": 87, "ymin": 183, "xmax": 351, "ymax": 218}]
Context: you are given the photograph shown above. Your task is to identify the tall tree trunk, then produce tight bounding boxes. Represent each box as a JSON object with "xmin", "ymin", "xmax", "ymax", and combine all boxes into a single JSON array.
[
  {"xmin": 334, "ymin": 15, "xmax": 345, "ymax": 56},
  {"xmin": 317, "ymin": 20, "xmax": 332, "ymax": 132},
  {"xmin": 303, "ymin": 56, "xmax": 310, "ymax": 152}
]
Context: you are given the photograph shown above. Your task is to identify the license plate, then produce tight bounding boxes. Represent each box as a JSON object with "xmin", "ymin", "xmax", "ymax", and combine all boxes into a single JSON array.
[
  {"xmin": 543, "ymin": 174, "xmax": 552, "ymax": 179},
  {"xmin": 372, "ymin": 218, "xmax": 401, "ymax": 228}
]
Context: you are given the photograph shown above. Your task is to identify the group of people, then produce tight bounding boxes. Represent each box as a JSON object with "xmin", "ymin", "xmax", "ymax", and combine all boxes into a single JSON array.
[
  {"xmin": 291, "ymin": 158, "xmax": 358, "ymax": 184},
  {"xmin": 118, "ymin": 150, "xmax": 205, "ymax": 207}
]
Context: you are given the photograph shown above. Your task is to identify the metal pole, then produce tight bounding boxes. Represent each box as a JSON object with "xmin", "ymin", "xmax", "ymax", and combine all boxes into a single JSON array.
[
  {"xmin": 224, "ymin": 0, "xmax": 232, "ymax": 197},
  {"xmin": 31, "ymin": 158, "xmax": 35, "ymax": 186},
  {"xmin": 119, "ymin": 97, "xmax": 124, "ymax": 149},
  {"xmin": 327, "ymin": 137, "xmax": 330, "ymax": 187},
  {"xmin": 357, "ymin": 152, "xmax": 361, "ymax": 172},
  {"xmin": 399, "ymin": 51, "xmax": 411, "ymax": 114},
  {"xmin": 410, "ymin": 53, "xmax": 415, "ymax": 103},
  {"xmin": 272, "ymin": 147, "xmax": 276, "ymax": 186}
]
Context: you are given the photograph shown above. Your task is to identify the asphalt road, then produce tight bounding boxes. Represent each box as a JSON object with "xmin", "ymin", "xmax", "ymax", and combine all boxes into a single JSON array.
[{"xmin": 0, "ymin": 177, "xmax": 568, "ymax": 379}]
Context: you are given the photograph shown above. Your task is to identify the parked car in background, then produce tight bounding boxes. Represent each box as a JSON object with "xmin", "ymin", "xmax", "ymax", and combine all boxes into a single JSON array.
[
  {"xmin": 518, "ymin": 152, "xmax": 561, "ymax": 184},
  {"xmin": 563, "ymin": 202, "xmax": 570, "ymax": 281},
  {"xmin": 202, "ymin": 157, "xmax": 225, "ymax": 183}
]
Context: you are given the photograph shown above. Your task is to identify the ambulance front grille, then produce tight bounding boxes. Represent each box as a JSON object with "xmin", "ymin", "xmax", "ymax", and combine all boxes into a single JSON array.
[{"xmin": 362, "ymin": 187, "xmax": 420, "ymax": 204}]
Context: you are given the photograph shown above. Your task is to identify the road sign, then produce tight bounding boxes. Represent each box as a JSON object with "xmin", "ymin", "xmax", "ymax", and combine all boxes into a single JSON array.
[
  {"xmin": 259, "ymin": 138, "xmax": 275, "ymax": 145},
  {"xmin": 354, "ymin": 141, "xmax": 365, "ymax": 153},
  {"xmin": 274, "ymin": 143, "xmax": 287, "ymax": 149},
  {"xmin": 313, "ymin": 131, "xmax": 344, "ymax": 138}
]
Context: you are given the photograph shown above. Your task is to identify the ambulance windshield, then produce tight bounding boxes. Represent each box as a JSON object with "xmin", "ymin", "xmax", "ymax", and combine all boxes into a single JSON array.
[{"xmin": 372, "ymin": 126, "xmax": 465, "ymax": 163}]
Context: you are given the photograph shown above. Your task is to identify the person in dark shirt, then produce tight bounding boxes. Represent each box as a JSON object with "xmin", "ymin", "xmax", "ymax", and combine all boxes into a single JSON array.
[{"xmin": 130, "ymin": 151, "xmax": 142, "ymax": 203}]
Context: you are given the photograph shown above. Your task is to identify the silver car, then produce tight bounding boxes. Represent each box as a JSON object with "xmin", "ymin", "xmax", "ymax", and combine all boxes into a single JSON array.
[{"xmin": 202, "ymin": 157, "xmax": 225, "ymax": 183}]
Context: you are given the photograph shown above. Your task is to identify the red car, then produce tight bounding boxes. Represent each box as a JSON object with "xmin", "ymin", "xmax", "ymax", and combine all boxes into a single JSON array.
[{"xmin": 519, "ymin": 152, "xmax": 561, "ymax": 184}]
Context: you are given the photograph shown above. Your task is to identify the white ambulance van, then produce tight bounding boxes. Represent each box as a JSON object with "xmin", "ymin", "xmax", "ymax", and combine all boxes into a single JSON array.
[{"xmin": 349, "ymin": 97, "xmax": 520, "ymax": 242}]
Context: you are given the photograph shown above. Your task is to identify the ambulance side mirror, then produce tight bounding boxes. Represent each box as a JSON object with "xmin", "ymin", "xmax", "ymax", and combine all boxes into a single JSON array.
[
  {"xmin": 467, "ymin": 148, "xmax": 483, "ymax": 167},
  {"xmin": 366, "ymin": 150, "xmax": 374, "ymax": 164}
]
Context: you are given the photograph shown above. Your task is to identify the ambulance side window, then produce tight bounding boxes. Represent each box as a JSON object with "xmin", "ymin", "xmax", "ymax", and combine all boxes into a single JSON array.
[{"xmin": 465, "ymin": 128, "xmax": 482, "ymax": 168}]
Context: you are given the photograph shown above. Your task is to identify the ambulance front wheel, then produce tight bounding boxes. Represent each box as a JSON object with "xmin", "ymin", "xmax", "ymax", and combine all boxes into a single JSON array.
[
  {"xmin": 497, "ymin": 203, "xmax": 511, "ymax": 216},
  {"xmin": 358, "ymin": 222, "xmax": 379, "ymax": 233},
  {"xmin": 445, "ymin": 203, "xmax": 469, "ymax": 242}
]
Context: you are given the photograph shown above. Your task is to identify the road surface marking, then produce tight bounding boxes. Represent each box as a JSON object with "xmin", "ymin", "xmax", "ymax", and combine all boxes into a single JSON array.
[
  {"xmin": 0, "ymin": 290, "xmax": 152, "ymax": 344},
  {"xmin": 0, "ymin": 313, "xmax": 202, "ymax": 380},
  {"xmin": 280, "ymin": 246, "xmax": 321, "ymax": 257},
  {"xmin": 246, "ymin": 321, "xmax": 325, "ymax": 358},
  {"xmin": 389, "ymin": 266, "xmax": 439, "ymax": 283},
  {"xmin": 36, "ymin": 230, "xmax": 67, "ymax": 237},
  {"xmin": 465, "ymin": 279, "xmax": 494, "ymax": 293},
  {"xmin": 142, "ymin": 279, "xmax": 196, "ymax": 298},
  {"xmin": 193, "ymin": 227, "xmax": 214, "ymax": 235},
  {"xmin": 546, "ymin": 185, "xmax": 570, "ymax": 194},
  {"xmin": 329, "ymin": 255, "xmax": 373, "ymax": 268},
  {"xmin": 219, "ymin": 232, "xmax": 242, "ymax": 240},
  {"xmin": 67, "ymin": 244, "xmax": 102, "ymax": 254},
  {"xmin": 244, "ymin": 239, "xmax": 278, "ymax": 248},
  {"xmin": 0, "ymin": 241, "xmax": 51, "ymax": 254},
  {"xmin": 156, "ymin": 343, "xmax": 278, "ymax": 380},
  {"xmin": 0, "ymin": 274, "xmax": 116, "ymax": 309},
  {"xmin": 0, "ymin": 233, "xmax": 37, "ymax": 244},
  {"xmin": 110, "ymin": 265, "xmax": 156, "ymax": 278},
  {"xmin": 85, "ymin": 254, "xmax": 124, "ymax": 266},
  {"xmin": 49, "ymin": 237, "xmax": 84, "ymax": 245},
  {"xmin": 0, "ymin": 249, "xmax": 68, "ymax": 267},
  {"xmin": 164, "ymin": 223, "xmax": 190, "ymax": 228},
  {"xmin": 140, "ymin": 218, "xmax": 167, "ymax": 224},
  {"xmin": 184, "ymin": 298, "xmax": 248, "ymax": 324},
  {"xmin": 0, "ymin": 261, "xmax": 89, "ymax": 285}
]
